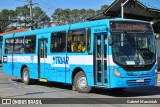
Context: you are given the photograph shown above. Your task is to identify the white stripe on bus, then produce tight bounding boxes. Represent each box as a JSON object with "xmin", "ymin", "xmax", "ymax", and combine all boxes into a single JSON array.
[{"xmin": 6, "ymin": 55, "xmax": 116, "ymax": 66}]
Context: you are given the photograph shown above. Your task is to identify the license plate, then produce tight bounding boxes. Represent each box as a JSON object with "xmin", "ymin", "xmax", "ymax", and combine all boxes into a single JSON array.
[{"xmin": 136, "ymin": 79, "xmax": 144, "ymax": 82}]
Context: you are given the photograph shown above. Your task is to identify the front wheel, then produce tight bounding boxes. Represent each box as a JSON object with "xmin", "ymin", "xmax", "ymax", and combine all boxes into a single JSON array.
[
  {"xmin": 74, "ymin": 71, "xmax": 92, "ymax": 93},
  {"xmin": 22, "ymin": 67, "xmax": 32, "ymax": 85}
]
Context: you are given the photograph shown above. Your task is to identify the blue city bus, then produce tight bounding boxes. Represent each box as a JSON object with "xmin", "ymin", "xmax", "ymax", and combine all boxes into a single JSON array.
[{"xmin": 1, "ymin": 18, "xmax": 158, "ymax": 93}]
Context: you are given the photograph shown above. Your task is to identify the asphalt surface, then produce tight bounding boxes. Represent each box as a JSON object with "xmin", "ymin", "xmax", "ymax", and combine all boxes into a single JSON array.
[{"xmin": 0, "ymin": 67, "xmax": 160, "ymax": 107}]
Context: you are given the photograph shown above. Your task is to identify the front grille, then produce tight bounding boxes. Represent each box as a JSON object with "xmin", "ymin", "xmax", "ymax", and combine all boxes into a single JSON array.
[
  {"xmin": 126, "ymin": 79, "xmax": 151, "ymax": 86},
  {"xmin": 127, "ymin": 73, "xmax": 149, "ymax": 77}
]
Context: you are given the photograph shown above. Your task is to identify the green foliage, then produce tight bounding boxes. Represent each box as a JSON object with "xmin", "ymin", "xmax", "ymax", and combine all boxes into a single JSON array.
[
  {"xmin": 100, "ymin": 5, "xmax": 109, "ymax": 11},
  {"xmin": 0, "ymin": 6, "xmax": 51, "ymax": 32},
  {"xmin": 15, "ymin": 5, "xmax": 30, "ymax": 28},
  {"xmin": 0, "ymin": 9, "xmax": 17, "ymax": 32},
  {"xmin": 51, "ymin": 5, "xmax": 109, "ymax": 25},
  {"xmin": 33, "ymin": 7, "xmax": 51, "ymax": 28},
  {"xmin": 0, "ymin": 4, "xmax": 109, "ymax": 32}
]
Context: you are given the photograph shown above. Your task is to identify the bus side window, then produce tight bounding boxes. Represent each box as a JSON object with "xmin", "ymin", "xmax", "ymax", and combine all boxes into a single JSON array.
[
  {"xmin": 5, "ymin": 38, "xmax": 14, "ymax": 54},
  {"xmin": 51, "ymin": 31, "xmax": 66, "ymax": 53},
  {"xmin": 14, "ymin": 37, "xmax": 24, "ymax": 54},
  {"xmin": 25, "ymin": 36, "xmax": 36, "ymax": 54},
  {"xmin": 68, "ymin": 28, "xmax": 86, "ymax": 52}
]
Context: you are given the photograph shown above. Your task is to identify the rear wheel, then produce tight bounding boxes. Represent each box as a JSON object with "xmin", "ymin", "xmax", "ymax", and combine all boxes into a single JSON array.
[
  {"xmin": 74, "ymin": 71, "xmax": 92, "ymax": 93},
  {"xmin": 22, "ymin": 67, "xmax": 32, "ymax": 85}
]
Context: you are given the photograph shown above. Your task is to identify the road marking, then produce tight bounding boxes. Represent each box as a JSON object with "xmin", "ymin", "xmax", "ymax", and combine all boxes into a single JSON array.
[
  {"xmin": 8, "ymin": 79, "xmax": 13, "ymax": 82},
  {"xmin": 0, "ymin": 87, "xmax": 17, "ymax": 91},
  {"xmin": 8, "ymin": 79, "xmax": 21, "ymax": 88},
  {"xmin": 0, "ymin": 86, "xmax": 37, "ymax": 91},
  {"xmin": 13, "ymin": 83, "xmax": 17, "ymax": 86}
]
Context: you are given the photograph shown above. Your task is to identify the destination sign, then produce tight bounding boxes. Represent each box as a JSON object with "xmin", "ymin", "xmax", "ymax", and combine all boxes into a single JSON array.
[{"xmin": 110, "ymin": 21, "xmax": 152, "ymax": 31}]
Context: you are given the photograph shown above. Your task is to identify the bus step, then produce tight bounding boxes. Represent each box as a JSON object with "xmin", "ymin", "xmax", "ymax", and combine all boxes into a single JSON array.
[{"xmin": 39, "ymin": 78, "xmax": 48, "ymax": 82}]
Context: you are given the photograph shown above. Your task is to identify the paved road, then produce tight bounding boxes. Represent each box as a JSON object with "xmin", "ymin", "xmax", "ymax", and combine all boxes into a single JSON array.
[{"xmin": 0, "ymin": 67, "xmax": 160, "ymax": 107}]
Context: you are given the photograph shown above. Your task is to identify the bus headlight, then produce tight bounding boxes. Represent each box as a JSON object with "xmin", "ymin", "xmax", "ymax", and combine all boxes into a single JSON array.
[
  {"xmin": 154, "ymin": 67, "xmax": 158, "ymax": 75},
  {"xmin": 113, "ymin": 68, "xmax": 121, "ymax": 77}
]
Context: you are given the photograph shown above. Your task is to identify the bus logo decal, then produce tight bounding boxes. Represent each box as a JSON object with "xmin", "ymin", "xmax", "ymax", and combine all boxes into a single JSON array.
[{"xmin": 51, "ymin": 56, "xmax": 69, "ymax": 67}]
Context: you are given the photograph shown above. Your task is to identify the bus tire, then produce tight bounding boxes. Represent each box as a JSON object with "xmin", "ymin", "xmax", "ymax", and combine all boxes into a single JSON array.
[
  {"xmin": 74, "ymin": 71, "xmax": 92, "ymax": 93},
  {"xmin": 22, "ymin": 67, "xmax": 32, "ymax": 85}
]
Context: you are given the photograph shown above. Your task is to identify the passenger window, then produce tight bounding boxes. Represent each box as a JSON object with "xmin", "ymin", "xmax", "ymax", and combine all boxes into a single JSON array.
[
  {"xmin": 51, "ymin": 31, "xmax": 66, "ymax": 52},
  {"xmin": 68, "ymin": 29, "xmax": 86, "ymax": 52},
  {"xmin": 25, "ymin": 36, "xmax": 36, "ymax": 53},
  {"xmin": 14, "ymin": 37, "xmax": 24, "ymax": 54},
  {"xmin": 5, "ymin": 38, "xmax": 14, "ymax": 54}
]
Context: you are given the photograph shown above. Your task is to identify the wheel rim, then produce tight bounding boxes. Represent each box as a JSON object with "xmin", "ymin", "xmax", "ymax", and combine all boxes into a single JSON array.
[
  {"xmin": 23, "ymin": 70, "xmax": 28, "ymax": 82},
  {"xmin": 77, "ymin": 76, "xmax": 87, "ymax": 89}
]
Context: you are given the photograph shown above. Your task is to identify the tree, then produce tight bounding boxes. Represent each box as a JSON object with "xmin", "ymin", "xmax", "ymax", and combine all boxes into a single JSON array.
[
  {"xmin": 0, "ymin": 9, "xmax": 17, "ymax": 32},
  {"xmin": 95, "ymin": 5, "xmax": 109, "ymax": 15},
  {"xmin": 51, "ymin": 8, "xmax": 66, "ymax": 25},
  {"xmin": 51, "ymin": 8, "xmax": 96, "ymax": 25},
  {"xmin": 32, "ymin": 7, "xmax": 51, "ymax": 28},
  {"xmin": 15, "ymin": 6, "xmax": 51, "ymax": 29},
  {"xmin": 51, "ymin": 4, "xmax": 109, "ymax": 26},
  {"xmin": 0, "ymin": 4, "xmax": 109, "ymax": 32},
  {"xmin": 86, "ymin": 9, "xmax": 96, "ymax": 19},
  {"xmin": 100, "ymin": 5, "xmax": 109, "ymax": 11},
  {"xmin": 15, "ymin": 5, "xmax": 30, "ymax": 28}
]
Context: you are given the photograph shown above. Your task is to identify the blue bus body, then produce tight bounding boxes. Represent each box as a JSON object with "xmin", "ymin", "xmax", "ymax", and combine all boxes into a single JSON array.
[{"xmin": 2, "ymin": 18, "xmax": 158, "ymax": 91}]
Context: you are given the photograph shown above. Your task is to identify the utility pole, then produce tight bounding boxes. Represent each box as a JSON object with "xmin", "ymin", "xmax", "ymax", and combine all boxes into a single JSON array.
[{"xmin": 28, "ymin": 0, "xmax": 34, "ymax": 29}]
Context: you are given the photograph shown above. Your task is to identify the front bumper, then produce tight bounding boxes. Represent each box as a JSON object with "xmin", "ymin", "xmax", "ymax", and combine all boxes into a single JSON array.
[{"xmin": 110, "ymin": 75, "xmax": 158, "ymax": 88}]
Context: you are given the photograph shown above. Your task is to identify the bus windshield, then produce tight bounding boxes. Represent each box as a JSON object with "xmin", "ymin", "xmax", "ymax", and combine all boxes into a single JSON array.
[{"xmin": 112, "ymin": 32, "xmax": 156, "ymax": 66}]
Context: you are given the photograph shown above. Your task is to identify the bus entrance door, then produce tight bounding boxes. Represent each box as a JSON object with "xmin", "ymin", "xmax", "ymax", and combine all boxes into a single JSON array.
[
  {"xmin": 94, "ymin": 34, "xmax": 107, "ymax": 86},
  {"xmin": 38, "ymin": 39, "xmax": 48, "ymax": 81}
]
